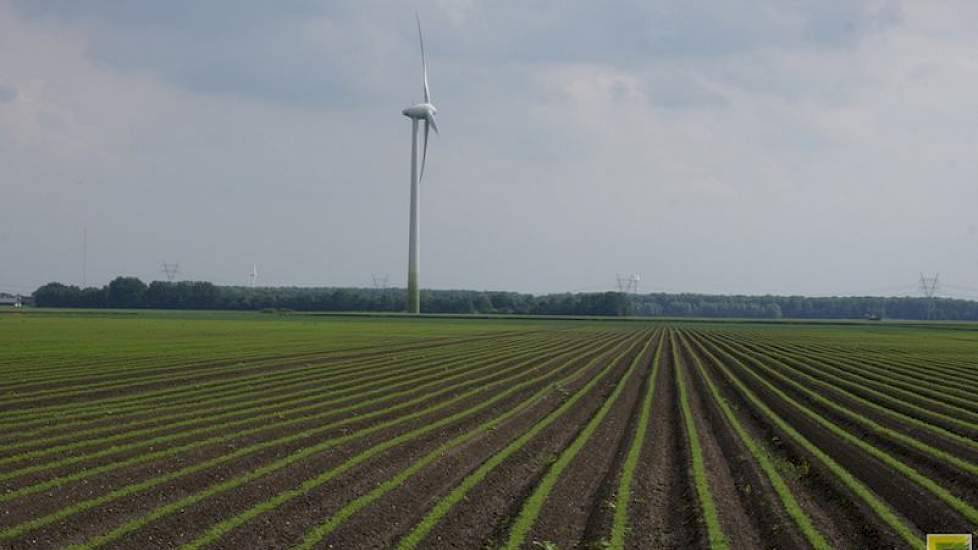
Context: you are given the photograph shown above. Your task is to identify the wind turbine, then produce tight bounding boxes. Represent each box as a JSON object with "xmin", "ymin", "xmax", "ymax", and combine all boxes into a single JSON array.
[{"xmin": 401, "ymin": 14, "xmax": 438, "ymax": 314}]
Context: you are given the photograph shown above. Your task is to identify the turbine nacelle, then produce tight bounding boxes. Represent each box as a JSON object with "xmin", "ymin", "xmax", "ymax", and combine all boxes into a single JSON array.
[{"xmin": 402, "ymin": 102, "xmax": 437, "ymax": 119}]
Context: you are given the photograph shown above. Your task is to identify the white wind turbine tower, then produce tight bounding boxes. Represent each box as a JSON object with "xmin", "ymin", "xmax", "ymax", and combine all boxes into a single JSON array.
[
  {"xmin": 401, "ymin": 14, "xmax": 439, "ymax": 314},
  {"xmin": 249, "ymin": 264, "xmax": 258, "ymax": 289}
]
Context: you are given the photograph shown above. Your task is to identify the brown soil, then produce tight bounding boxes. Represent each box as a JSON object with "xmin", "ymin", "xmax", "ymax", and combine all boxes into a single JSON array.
[
  {"xmin": 1, "ymin": 334, "xmax": 627, "ymax": 550},
  {"xmin": 6, "ymin": 326, "xmax": 973, "ymax": 550},
  {"xmin": 519, "ymin": 334, "xmax": 655, "ymax": 548},
  {"xmin": 729, "ymin": 337, "xmax": 978, "ymax": 440},
  {"xmin": 708, "ymin": 335, "xmax": 978, "ymax": 524},
  {"xmin": 0, "ymin": 339, "xmax": 580, "ymax": 534},
  {"xmin": 0, "ymin": 332, "xmax": 528, "ymax": 411},
  {"xmin": 381, "ymin": 333, "xmax": 647, "ymax": 549},
  {"xmin": 0, "ymin": 335, "xmax": 536, "ymax": 446},
  {"xmin": 619, "ymin": 334, "xmax": 703, "ymax": 549},
  {"xmin": 210, "ymin": 334, "xmax": 631, "ymax": 550},
  {"xmin": 0, "ymin": 341, "xmax": 521, "ymax": 469},
  {"xmin": 689, "ymin": 333, "xmax": 934, "ymax": 547},
  {"xmin": 676, "ymin": 336, "xmax": 782, "ymax": 550}
]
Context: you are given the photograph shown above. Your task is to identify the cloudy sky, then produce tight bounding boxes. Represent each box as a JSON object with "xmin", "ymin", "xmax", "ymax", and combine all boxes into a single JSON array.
[{"xmin": 2, "ymin": 1, "xmax": 978, "ymax": 297}]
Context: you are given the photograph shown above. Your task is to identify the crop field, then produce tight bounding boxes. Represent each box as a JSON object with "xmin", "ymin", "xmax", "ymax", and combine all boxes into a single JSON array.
[{"xmin": 1, "ymin": 311, "xmax": 977, "ymax": 549}]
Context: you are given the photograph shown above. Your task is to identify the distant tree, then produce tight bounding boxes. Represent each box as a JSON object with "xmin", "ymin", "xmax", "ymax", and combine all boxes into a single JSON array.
[
  {"xmin": 32, "ymin": 277, "xmax": 978, "ymax": 320},
  {"xmin": 764, "ymin": 303, "xmax": 783, "ymax": 319},
  {"xmin": 107, "ymin": 277, "xmax": 147, "ymax": 308},
  {"xmin": 666, "ymin": 301, "xmax": 693, "ymax": 316},
  {"xmin": 33, "ymin": 283, "xmax": 78, "ymax": 307}
]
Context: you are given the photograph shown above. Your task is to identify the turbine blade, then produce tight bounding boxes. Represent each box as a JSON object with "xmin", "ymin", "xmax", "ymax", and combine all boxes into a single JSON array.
[
  {"xmin": 428, "ymin": 113, "xmax": 439, "ymax": 134},
  {"xmin": 419, "ymin": 118, "xmax": 430, "ymax": 183},
  {"xmin": 417, "ymin": 13, "xmax": 430, "ymax": 103}
]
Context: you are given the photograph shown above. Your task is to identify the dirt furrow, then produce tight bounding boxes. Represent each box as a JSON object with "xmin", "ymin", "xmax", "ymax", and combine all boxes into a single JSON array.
[
  {"xmin": 390, "ymin": 333, "xmax": 648, "ymax": 549},
  {"xmin": 703, "ymin": 333, "xmax": 978, "ymax": 525},
  {"xmin": 210, "ymin": 333, "xmax": 630, "ymax": 550},
  {"xmin": 690, "ymin": 332, "xmax": 953, "ymax": 546},
  {"xmin": 0, "ymin": 337, "xmax": 591, "ymax": 539},
  {"xmin": 2, "ymin": 333, "xmax": 632, "ymax": 550}
]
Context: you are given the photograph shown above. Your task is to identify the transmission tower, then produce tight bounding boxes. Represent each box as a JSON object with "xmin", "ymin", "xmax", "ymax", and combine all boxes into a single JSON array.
[
  {"xmin": 372, "ymin": 274, "xmax": 390, "ymax": 290},
  {"xmin": 82, "ymin": 227, "xmax": 88, "ymax": 287},
  {"xmin": 918, "ymin": 273, "xmax": 940, "ymax": 320},
  {"xmin": 616, "ymin": 273, "xmax": 640, "ymax": 294},
  {"xmin": 161, "ymin": 261, "xmax": 180, "ymax": 282}
]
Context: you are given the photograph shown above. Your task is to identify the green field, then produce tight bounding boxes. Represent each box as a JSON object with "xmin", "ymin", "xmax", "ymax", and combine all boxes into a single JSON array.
[{"xmin": 1, "ymin": 310, "xmax": 977, "ymax": 549}]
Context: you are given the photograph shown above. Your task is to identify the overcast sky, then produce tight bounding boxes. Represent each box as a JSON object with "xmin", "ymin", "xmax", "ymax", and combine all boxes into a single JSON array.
[{"xmin": 2, "ymin": 1, "xmax": 978, "ymax": 297}]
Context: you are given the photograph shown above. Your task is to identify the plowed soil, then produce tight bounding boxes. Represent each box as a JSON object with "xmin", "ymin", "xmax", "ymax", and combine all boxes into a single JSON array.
[{"xmin": 3, "ymin": 314, "xmax": 977, "ymax": 550}]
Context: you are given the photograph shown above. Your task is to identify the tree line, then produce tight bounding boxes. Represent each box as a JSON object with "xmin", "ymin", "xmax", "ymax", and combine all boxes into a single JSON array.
[{"xmin": 30, "ymin": 277, "xmax": 978, "ymax": 320}]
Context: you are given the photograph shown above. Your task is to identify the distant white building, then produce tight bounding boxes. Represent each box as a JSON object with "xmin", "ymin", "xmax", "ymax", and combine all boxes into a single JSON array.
[{"xmin": 0, "ymin": 294, "xmax": 26, "ymax": 307}]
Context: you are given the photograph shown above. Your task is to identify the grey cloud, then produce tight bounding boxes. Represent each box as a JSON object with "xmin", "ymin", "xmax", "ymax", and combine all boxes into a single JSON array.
[
  {"xmin": 0, "ymin": 85, "xmax": 16, "ymax": 102},
  {"xmin": 9, "ymin": 1, "xmax": 903, "ymax": 107},
  {"xmin": 3, "ymin": 1, "xmax": 978, "ymax": 297}
]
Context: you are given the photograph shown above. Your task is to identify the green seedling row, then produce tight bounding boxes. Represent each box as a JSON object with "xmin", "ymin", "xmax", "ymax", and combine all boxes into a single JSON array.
[
  {"xmin": 395, "ymin": 331, "xmax": 650, "ymax": 549},
  {"xmin": 1, "ymin": 331, "xmax": 631, "ymax": 541},
  {"xmin": 65, "ymin": 331, "xmax": 638, "ymax": 550}
]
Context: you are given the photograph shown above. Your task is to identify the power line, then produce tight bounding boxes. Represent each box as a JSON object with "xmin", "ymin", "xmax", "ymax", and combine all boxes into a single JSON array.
[
  {"xmin": 918, "ymin": 273, "xmax": 941, "ymax": 298},
  {"xmin": 161, "ymin": 261, "xmax": 181, "ymax": 282},
  {"xmin": 82, "ymin": 227, "xmax": 88, "ymax": 288},
  {"xmin": 918, "ymin": 272, "xmax": 940, "ymax": 320},
  {"xmin": 615, "ymin": 273, "xmax": 640, "ymax": 294},
  {"xmin": 372, "ymin": 274, "xmax": 390, "ymax": 290}
]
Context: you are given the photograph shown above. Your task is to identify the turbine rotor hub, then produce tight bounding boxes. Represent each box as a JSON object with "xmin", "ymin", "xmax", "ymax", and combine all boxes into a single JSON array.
[{"xmin": 402, "ymin": 102, "xmax": 436, "ymax": 119}]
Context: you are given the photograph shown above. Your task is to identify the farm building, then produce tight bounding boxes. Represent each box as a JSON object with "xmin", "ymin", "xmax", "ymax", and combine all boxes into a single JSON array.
[{"xmin": 0, "ymin": 294, "xmax": 29, "ymax": 307}]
